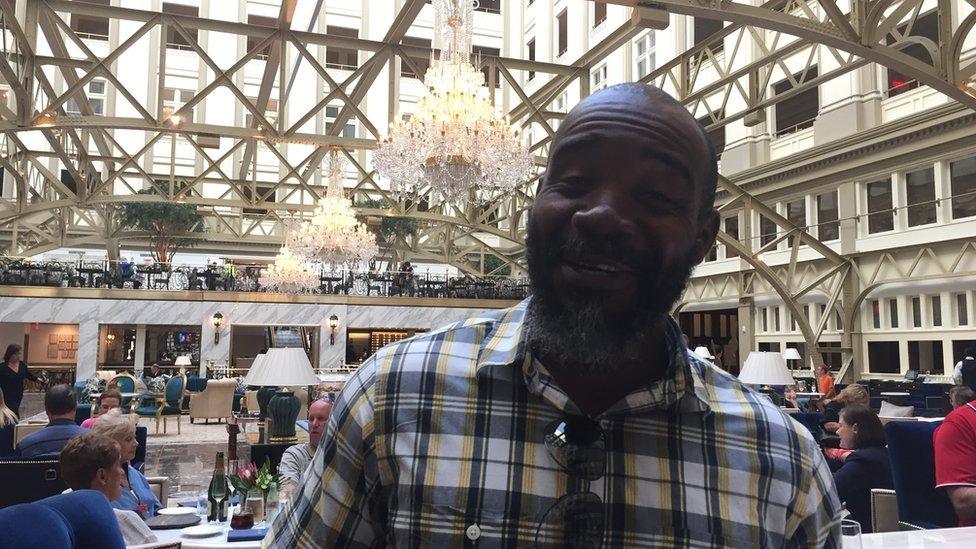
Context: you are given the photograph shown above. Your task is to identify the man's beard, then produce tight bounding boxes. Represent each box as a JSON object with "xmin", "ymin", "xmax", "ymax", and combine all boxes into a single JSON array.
[{"xmin": 525, "ymin": 224, "xmax": 699, "ymax": 374}]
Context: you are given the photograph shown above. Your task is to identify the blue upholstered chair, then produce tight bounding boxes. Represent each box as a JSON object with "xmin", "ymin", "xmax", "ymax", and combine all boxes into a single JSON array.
[
  {"xmin": 108, "ymin": 373, "xmax": 137, "ymax": 410},
  {"xmin": 789, "ymin": 412, "xmax": 824, "ymax": 442},
  {"xmin": 0, "ymin": 489, "xmax": 125, "ymax": 549},
  {"xmin": 135, "ymin": 374, "xmax": 186, "ymax": 434},
  {"xmin": 885, "ymin": 420, "xmax": 958, "ymax": 529}
]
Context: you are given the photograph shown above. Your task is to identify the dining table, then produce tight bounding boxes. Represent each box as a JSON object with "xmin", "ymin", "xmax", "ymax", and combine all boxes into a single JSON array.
[{"xmin": 152, "ymin": 517, "xmax": 265, "ymax": 548}]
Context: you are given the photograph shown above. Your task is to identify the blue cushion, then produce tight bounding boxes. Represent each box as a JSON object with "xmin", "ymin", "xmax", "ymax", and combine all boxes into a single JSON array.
[
  {"xmin": 75, "ymin": 404, "xmax": 91, "ymax": 425},
  {"xmin": 885, "ymin": 421, "xmax": 958, "ymax": 528},
  {"xmin": 0, "ymin": 501, "xmax": 73, "ymax": 548},
  {"xmin": 72, "ymin": 380, "xmax": 87, "ymax": 402},
  {"xmin": 37, "ymin": 490, "xmax": 125, "ymax": 549},
  {"xmin": 134, "ymin": 406, "xmax": 158, "ymax": 415},
  {"xmin": 186, "ymin": 376, "xmax": 208, "ymax": 392},
  {"xmin": 110, "ymin": 375, "xmax": 135, "ymax": 393}
]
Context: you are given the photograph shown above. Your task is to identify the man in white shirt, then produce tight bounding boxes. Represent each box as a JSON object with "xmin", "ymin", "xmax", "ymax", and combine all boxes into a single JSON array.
[
  {"xmin": 279, "ymin": 398, "xmax": 332, "ymax": 496},
  {"xmin": 953, "ymin": 347, "xmax": 976, "ymax": 386}
]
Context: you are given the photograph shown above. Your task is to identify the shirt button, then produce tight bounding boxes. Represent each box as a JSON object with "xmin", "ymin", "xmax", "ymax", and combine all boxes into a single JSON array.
[{"xmin": 466, "ymin": 523, "xmax": 481, "ymax": 541}]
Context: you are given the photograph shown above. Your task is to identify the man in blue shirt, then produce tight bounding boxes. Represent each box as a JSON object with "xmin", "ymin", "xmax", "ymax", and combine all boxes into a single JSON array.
[{"xmin": 18, "ymin": 384, "xmax": 85, "ymax": 457}]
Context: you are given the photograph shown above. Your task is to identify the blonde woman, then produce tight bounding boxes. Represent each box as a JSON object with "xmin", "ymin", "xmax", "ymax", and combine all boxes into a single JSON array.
[
  {"xmin": 821, "ymin": 384, "xmax": 870, "ymax": 435},
  {"xmin": 0, "ymin": 389, "xmax": 17, "ymax": 456},
  {"xmin": 91, "ymin": 409, "xmax": 161, "ymax": 519}
]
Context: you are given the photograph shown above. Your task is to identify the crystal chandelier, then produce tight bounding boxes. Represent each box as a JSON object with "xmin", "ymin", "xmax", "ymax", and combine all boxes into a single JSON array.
[
  {"xmin": 259, "ymin": 246, "xmax": 320, "ymax": 294},
  {"xmin": 290, "ymin": 148, "xmax": 379, "ymax": 269},
  {"xmin": 373, "ymin": 0, "xmax": 533, "ymax": 203}
]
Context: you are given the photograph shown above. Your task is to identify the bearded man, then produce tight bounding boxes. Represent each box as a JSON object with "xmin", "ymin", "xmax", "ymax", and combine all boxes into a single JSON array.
[{"xmin": 266, "ymin": 83, "xmax": 841, "ymax": 548}]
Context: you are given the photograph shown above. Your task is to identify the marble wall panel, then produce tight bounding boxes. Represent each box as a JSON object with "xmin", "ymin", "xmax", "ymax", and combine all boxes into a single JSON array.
[{"xmin": 0, "ymin": 297, "xmax": 509, "ymax": 377}]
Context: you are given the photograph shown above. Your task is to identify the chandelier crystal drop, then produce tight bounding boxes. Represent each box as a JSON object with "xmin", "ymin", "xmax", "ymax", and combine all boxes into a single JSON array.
[
  {"xmin": 258, "ymin": 246, "xmax": 320, "ymax": 294},
  {"xmin": 372, "ymin": 0, "xmax": 533, "ymax": 204},
  {"xmin": 289, "ymin": 149, "xmax": 379, "ymax": 269}
]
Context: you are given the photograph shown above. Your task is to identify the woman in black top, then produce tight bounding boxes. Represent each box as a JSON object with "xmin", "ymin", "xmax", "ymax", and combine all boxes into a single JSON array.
[
  {"xmin": 827, "ymin": 404, "xmax": 893, "ymax": 533},
  {"xmin": 0, "ymin": 344, "xmax": 40, "ymax": 417}
]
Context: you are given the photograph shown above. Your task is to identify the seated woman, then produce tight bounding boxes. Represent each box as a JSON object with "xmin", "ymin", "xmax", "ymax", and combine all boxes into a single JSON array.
[
  {"xmin": 821, "ymin": 384, "xmax": 870, "ymax": 435},
  {"xmin": 81, "ymin": 388, "xmax": 122, "ymax": 429},
  {"xmin": 0, "ymin": 389, "xmax": 17, "ymax": 456},
  {"xmin": 60, "ymin": 432, "xmax": 158, "ymax": 545},
  {"xmin": 825, "ymin": 404, "xmax": 893, "ymax": 533},
  {"xmin": 91, "ymin": 409, "xmax": 161, "ymax": 518}
]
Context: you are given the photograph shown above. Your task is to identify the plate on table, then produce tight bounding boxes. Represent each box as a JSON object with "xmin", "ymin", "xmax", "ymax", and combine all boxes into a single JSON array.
[
  {"xmin": 182, "ymin": 524, "xmax": 224, "ymax": 538},
  {"xmin": 158, "ymin": 507, "xmax": 196, "ymax": 516}
]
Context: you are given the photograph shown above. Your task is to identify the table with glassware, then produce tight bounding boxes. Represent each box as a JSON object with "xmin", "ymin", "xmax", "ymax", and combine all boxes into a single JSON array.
[{"xmin": 151, "ymin": 497, "xmax": 268, "ymax": 548}]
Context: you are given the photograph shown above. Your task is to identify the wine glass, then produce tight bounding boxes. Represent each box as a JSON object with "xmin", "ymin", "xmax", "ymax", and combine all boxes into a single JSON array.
[{"xmin": 226, "ymin": 459, "xmax": 239, "ymax": 512}]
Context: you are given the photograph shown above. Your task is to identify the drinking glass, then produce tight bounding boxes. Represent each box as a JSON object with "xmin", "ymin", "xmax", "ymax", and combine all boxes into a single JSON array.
[
  {"xmin": 840, "ymin": 519, "xmax": 862, "ymax": 549},
  {"xmin": 196, "ymin": 491, "xmax": 208, "ymax": 520},
  {"xmin": 246, "ymin": 491, "xmax": 265, "ymax": 523},
  {"xmin": 226, "ymin": 459, "xmax": 239, "ymax": 511}
]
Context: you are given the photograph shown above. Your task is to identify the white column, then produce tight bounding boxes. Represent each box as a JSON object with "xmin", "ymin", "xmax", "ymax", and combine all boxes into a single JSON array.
[
  {"xmin": 76, "ymin": 320, "xmax": 100, "ymax": 381},
  {"xmin": 133, "ymin": 324, "xmax": 146, "ymax": 377}
]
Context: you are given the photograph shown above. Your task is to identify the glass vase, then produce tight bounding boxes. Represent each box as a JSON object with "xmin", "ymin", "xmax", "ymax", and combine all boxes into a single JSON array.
[{"xmin": 246, "ymin": 490, "xmax": 265, "ymax": 523}]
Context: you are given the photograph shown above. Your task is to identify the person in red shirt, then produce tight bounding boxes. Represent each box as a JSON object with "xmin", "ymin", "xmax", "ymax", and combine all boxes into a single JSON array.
[
  {"xmin": 934, "ymin": 399, "xmax": 976, "ymax": 526},
  {"xmin": 816, "ymin": 363, "xmax": 836, "ymax": 400}
]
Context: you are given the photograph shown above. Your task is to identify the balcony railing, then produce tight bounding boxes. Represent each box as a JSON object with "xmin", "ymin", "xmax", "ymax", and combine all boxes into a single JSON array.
[{"xmin": 0, "ymin": 259, "xmax": 531, "ymax": 301}]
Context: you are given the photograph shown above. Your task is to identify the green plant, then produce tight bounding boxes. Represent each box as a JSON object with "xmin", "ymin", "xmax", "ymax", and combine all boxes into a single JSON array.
[
  {"xmin": 358, "ymin": 198, "xmax": 420, "ymax": 240},
  {"xmin": 483, "ymin": 254, "xmax": 511, "ymax": 276},
  {"xmin": 229, "ymin": 459, "xmax": 282, "ymax": 495},
  {"xmin": 117, "ymin": 189, "xmax": 204, "ymax": 265}
]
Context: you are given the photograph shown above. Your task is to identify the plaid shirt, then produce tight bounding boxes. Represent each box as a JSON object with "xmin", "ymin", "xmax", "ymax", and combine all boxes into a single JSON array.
[{"xmin": 265, "ymin": 300, "xmax": 841, "ymax": 548}]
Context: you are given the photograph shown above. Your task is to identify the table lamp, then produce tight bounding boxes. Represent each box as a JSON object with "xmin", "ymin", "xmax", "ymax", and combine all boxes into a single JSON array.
[
  {"xmin": 782, "ymin": 347, "xmax": 802, "ymax": 371},
  {"xmin": 739, "ymin": 351, "xmax": 795, "ymax": 393},
  {"xmin": 243, "ymin": 353, "xmax": 272, "ymax": 420},
  {"xmin": 692, "ymin": 346, "xmax": 714, "ymax": 360},
  {"xmin": 242, "ymin": 348, "xmax": 319, "ymax": 442},
  {"xmin": 174, "ymin": 355, "xmax": 192, "ymax": 375}
]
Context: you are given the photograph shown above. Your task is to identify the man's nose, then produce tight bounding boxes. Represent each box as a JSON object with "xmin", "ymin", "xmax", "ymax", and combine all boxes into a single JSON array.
[{"xmin": 571, "ymin": 190, "xmax": 635, "ymax": 237}]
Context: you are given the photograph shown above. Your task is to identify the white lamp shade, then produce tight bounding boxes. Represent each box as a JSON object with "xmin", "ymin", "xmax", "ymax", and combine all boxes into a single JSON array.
[
  {"xmin": 739, "ymin": 352, "xmax": 795, "ymax": 386},
  {"xmin": 693, "ymin": 346, "xmax": 714, "ymax": 359},
  {"xmin": 243, "ymin": 348, "xmax": 319, "ymax": 386},
  {"xmin": 782, "ymin": 348, "xmax": 802, "ymax": 360},
  {"xmin": 174, "ymin": 355, "xmax": 192, "ymax": 366}
]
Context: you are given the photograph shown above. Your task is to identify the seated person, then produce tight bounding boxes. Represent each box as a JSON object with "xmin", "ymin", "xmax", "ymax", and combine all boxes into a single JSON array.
[
  {"xmin": 935, "ymin": 391, "xmax": 976, "ymax": 526},
  {"xmin": 60, "ymin": 432, "xmax": 158, "ymax": 545},
  {"xmin": 279, "ymin": 398, "xmax": 332, "ymax": 497},
  {"xmin": 17, "ymin": 384, "xmax": 85, "ymax": 457},
  {"xmin": 821, "ymin": 384, "xmax": 870, "ymax": 436},
  {"xmin": 81, "ymin": 389, "xmax": 122, "ymax": 429},
  {"xmin": 0, "ymin": 389, "xmax": 17, "ymax": 456},
  {"xmin": 824, "ymin": 405, "xmax": 892, "ymax": 533},
  {"xmin": 950, "ymin": 386, "xmax": 976, "ymax": 410},
  {"xmin": 92, "ymin": 409, "xmax": 161, "ymax": 518}
]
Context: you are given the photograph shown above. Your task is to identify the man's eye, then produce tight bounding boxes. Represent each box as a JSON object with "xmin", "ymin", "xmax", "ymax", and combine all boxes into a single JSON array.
[{"xmin": 551, "ymin": 177, "xmax": 587, "ymax": 194}]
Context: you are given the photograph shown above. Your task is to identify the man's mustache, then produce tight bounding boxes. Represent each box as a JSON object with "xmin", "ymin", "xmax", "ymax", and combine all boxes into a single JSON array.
[{"xmin": 552, "ymin": 236, "xmax": 641, "ymax": 271}]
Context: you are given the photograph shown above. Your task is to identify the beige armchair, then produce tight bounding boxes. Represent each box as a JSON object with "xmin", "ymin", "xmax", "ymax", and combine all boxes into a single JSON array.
[
  {"xmin": 188, "ymin": 378, "xmax": 236, "ymax": 424},
  {"xmin": 147, "ymin": 476, "xmax": 170, "ymax": 509}
]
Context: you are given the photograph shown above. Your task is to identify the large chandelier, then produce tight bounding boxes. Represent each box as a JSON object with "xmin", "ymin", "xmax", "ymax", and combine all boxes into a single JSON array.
[
  {"xmin": 372, "ymin": 0, "xmax": 533, "ymax": 203},
  {"xmin": 290, "ymin": 148, "xmax": 379, "ymax": 269},
  {"xmin": 259, "ymin": 246, "xmax": 320, "ymax": 294}
]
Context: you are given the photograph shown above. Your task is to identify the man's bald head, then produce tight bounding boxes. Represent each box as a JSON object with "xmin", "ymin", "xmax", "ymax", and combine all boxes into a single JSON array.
[{"xmin": 550, "ymin": 83, "xmax": 718, "ymax": 219}]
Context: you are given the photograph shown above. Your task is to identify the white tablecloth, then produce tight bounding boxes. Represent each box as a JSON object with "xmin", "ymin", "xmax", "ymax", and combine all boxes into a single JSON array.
[
  {"xmin": 152, "ymin": 520, "xmax": 265, "ymax": 549},
  {"xmin": 859, "ymin": 525, "xmax": 976, "ymax": 548}
]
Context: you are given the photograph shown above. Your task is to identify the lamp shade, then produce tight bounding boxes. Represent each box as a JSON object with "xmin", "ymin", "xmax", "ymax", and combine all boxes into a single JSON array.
[
  {"xmin": 174, "ymin": 355, "xmax": 192, "ymax": 366},
  {"xmin": 242, "ymin": 348, "xmax": 319, "ymax": 386},
  {"xmin": 693, "ymin": 346, "xmax": 714, "ymax": 360},
  {"xmin": 739, "ymin": 351, "xmax": 795, "ymax": 386},
  {"xmin": 782, "ymin": 348, "xmax": 802, "ymax": 360}
]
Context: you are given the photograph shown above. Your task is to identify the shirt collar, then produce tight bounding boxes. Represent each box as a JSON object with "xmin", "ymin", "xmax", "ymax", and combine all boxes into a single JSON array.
[{"xmin": 476, "ymin": 298, "xmax": 712, "ymax": 416}]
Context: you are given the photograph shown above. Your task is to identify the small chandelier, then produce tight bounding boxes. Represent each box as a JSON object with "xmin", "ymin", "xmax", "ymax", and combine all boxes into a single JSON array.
[
  {"xmin": 290, "ymin": 148, "xmax": 379, "ymax": 269},
  {"xmin": 259, "ymin": 246, "xmax": 320, "ymax": 294},
  {"xmin": 372, "ymin": 0, "xmax": 533, "ymax": 203}
]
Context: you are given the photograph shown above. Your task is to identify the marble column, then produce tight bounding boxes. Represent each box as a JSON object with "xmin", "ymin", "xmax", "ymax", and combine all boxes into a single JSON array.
[
  {"xmin": 133, "ymin": 324, "xmax": 146, "ymax": 377},
  {"xmin": 318, "ymin": 304, "xmax": 349, "ymax": 371},
  {"xmin": 77, "ymin": 320, "xmax": 99, "ymax": 380}
]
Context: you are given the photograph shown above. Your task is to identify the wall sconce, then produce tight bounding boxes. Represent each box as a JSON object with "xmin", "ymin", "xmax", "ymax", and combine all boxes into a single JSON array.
[
  {"xmin": 329, "ymin": 314, "xmax": 339, "ymax": 345},
  {"xmin": 212, "ymin": 312, "xmax": 224, "ymax": 344},
  {"xmin": 106, "ymin": 333, "xmax": 116, "ymax": 343}
]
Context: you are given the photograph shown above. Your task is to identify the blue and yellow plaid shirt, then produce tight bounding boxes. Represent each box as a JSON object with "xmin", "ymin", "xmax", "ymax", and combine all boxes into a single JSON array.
[{"xmin": 265, "ymin": 300, "xmax": 841, "ymax": 548}]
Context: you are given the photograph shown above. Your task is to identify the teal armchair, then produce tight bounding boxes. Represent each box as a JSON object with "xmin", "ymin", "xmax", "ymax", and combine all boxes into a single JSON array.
[
  {"xmin": 134, "ymin": 374, "xmax": 185, "ymax": 434},
  {"xmin": 107, "ymin": 373, "xmax": 137, "ymax": 411}
]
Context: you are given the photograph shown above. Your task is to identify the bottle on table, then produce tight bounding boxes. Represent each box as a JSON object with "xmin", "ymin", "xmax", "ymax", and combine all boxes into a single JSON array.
[{"xmin": 207, "ymin": 451, "xmax": 229, "ymax": 522}]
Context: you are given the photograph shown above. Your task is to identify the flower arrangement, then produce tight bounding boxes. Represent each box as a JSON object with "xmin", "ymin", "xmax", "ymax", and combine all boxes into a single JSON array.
[{"xmin": 229, "ymin": 459, "xmax": 282, "ymax": 496}]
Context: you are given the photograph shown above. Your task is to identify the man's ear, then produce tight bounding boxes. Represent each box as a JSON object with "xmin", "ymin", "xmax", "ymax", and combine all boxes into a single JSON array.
[{"xmin": 692, "ymin": 210, "xmax": 721, "ymax": 264}]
